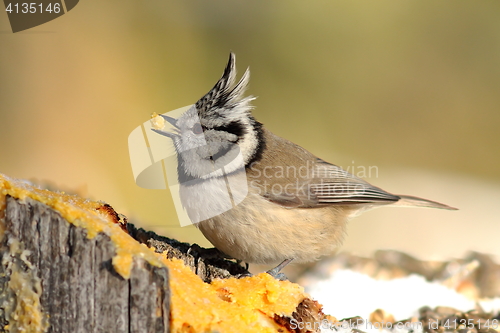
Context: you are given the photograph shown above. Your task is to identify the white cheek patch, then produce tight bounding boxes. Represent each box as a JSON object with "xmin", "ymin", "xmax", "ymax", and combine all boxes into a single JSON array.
[{"xmin": 237, "ymin": 126, "xmax": 259, "ymax": 165}]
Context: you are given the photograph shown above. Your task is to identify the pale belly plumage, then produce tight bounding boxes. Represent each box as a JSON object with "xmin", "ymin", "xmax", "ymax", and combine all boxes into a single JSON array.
[{"xmin": 196, "ymin": 189, "xmax": 353, "ymax": 265}]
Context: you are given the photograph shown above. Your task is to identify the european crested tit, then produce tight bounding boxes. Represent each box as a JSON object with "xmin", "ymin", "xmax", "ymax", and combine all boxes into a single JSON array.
[{"xmin": 152, "ymin": 53, "xmax": 456, "ymax": 278}]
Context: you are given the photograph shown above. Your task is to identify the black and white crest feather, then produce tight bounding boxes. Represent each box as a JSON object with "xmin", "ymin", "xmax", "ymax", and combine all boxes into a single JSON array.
[
  {"xmin": 193, "ymin": 53, "xmax": 264, "ymax": 166},
  {"xmin": 195, "ymin": 53, "xmax": 255, "ymax": 122}
]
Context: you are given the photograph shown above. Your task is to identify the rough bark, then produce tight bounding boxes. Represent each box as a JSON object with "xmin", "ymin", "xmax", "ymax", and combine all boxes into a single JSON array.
[
  {"xmin": 128, "ymin": 225, "xmax": 250, "ymax": 283},
  {"xmin": 0, "ymin": 196, "xmax": 170, "ymax": 333}
]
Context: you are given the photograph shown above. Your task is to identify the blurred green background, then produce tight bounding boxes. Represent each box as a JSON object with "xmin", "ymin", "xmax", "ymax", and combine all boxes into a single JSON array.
[{"xmin": 1, "ymin": 0, "xmax": 499, "ymax": 267}]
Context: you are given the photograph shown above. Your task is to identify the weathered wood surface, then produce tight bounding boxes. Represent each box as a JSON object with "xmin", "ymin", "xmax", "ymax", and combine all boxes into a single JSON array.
[
  {"xmin": 0, "ymin": 194, "xmax": 251, "ymax": 333},
  {"xmin": 0, "ymin": 196, "xmax": 170, "ymax": 333}
]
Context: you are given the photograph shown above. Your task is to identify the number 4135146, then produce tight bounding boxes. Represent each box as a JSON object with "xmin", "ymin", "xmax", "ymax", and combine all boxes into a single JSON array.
[
  {"xmin": 441, "ymin": 319, "xmax": 498, "ymax": 330},
  {"xmin": 5, "ymin": 3, "xmax": 61, "ymax": 14}
]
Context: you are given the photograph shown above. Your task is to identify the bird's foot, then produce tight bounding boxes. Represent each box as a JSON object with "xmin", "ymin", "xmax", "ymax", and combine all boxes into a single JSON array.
[
  {"xmin": 266, "ymin": 270, "xmax": 288, "ymax": 281},
  {"xmin": 266, "ymin": 258, "xmax": 294, "ymax": 281}
]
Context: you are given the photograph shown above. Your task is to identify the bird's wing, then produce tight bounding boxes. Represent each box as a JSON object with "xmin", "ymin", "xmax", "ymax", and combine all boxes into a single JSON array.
[
  {"xmin": 262, "ymin": 159, "xmax": 400, "ymax": 208},
  {"xmin": 310, "ymin": 159, "xmax": 400, "ymax": 204}
]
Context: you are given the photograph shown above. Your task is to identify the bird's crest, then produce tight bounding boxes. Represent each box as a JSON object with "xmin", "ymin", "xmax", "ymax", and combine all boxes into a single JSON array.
[{"xmin": 196, "ymin": 53, "xmax": 254, "ymax": 121}]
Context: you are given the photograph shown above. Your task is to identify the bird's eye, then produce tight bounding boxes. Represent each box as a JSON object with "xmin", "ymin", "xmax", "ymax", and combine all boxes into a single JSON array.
[{"xmin": 192, "ymin": 123, "xmax": 204, "ymax": 134}]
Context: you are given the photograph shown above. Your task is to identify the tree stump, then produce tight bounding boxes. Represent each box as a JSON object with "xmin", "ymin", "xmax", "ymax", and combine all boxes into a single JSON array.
[
  {"xmin": 0, "ymin": 195, "xmax": 170, "ymax": 333},
  {"xmin": 0, "ymin": 173, "xmax": 325, "ymax": 333}
]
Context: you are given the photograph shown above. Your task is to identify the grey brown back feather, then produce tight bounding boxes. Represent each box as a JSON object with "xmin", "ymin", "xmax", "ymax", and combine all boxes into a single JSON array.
[{"xmin": 248, "ymin": 129, "xmax": 456, "ymax": 210}]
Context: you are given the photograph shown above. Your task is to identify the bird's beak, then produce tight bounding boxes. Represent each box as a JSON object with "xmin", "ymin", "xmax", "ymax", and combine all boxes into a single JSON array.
[
  {"xmin": 151, "ymin": 127, "xmax": 180, "ymax": 139},
  {"xmin": 160, "ymin": 115, "xmax": 179, "ymax": 129}
]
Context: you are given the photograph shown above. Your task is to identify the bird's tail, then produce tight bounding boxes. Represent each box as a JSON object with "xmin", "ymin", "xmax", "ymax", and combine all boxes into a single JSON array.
[{"xmin": 393, "ymin": 195, "xmax": 458, "ymax": 210}]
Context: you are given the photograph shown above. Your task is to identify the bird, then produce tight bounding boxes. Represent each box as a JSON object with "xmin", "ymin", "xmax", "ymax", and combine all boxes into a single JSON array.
[{"xmin": 152, "ymin": 53, "xmax": 457, "ymax": 279}]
